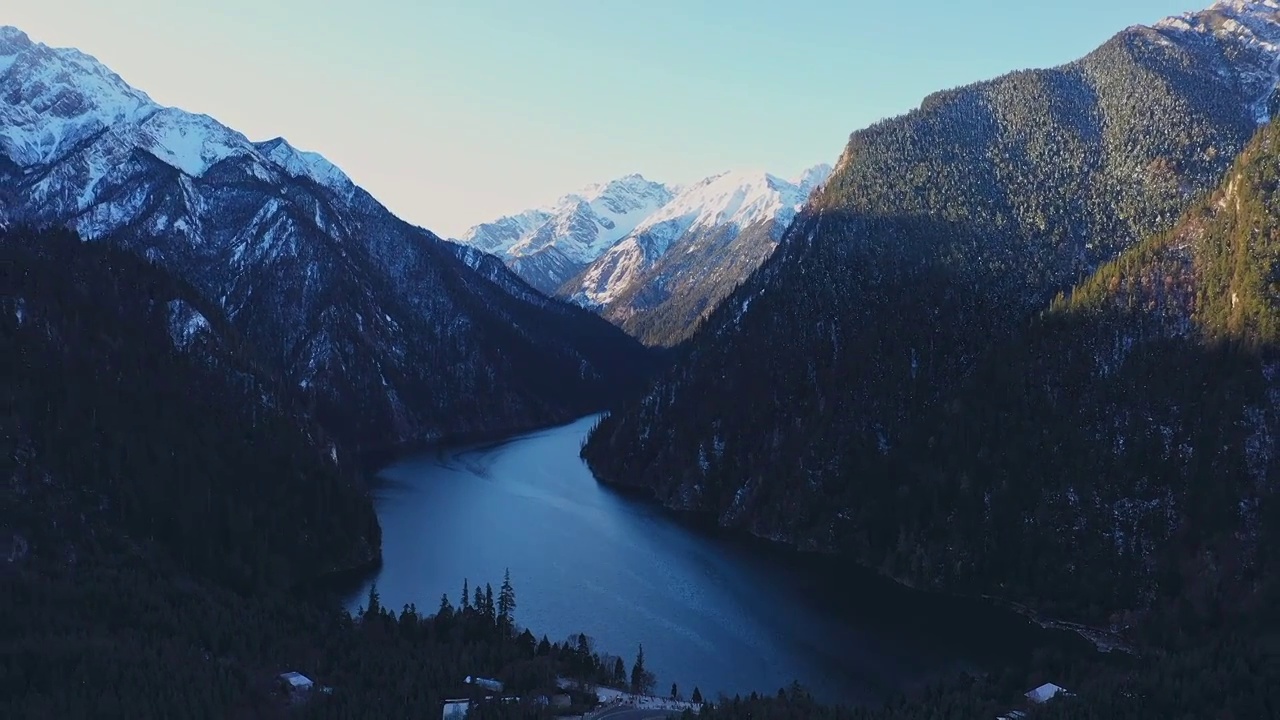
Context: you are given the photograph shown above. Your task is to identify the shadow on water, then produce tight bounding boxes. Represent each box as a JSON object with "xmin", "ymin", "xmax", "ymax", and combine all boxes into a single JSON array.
[
  {"xmin": 320, "ymin": 415, "xmax": 1088, "ymax": 705},
  {"xmin": 596, "ymin": 483, "xmax": 1093, "ymax": 694}
]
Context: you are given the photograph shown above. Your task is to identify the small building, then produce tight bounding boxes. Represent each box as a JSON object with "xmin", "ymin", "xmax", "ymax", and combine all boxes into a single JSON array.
[
  {"xmin": 279, "ymin": 671, "xmax": 314, "ymax": 694},
  {"xmin": 1025, "ymin": 683, "xmax": 1070, "ymax": 704},
  {"xmin": 442, "ymin": 699, "xmax": 470, "ymax": 720}
]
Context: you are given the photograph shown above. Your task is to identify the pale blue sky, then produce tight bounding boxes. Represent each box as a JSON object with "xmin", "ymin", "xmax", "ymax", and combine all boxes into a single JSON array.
[{"xmin": 11, "ymin": 0, "xmax": 1197, "ymax": 237}]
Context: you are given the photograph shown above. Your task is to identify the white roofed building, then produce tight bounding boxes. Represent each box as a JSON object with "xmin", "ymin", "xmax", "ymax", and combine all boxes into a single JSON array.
[
  {"xmin": 1025, "ymin": 683, "xmax": 1070, "ymax": 704},
  {"xmin": 442, "ymin": 699, "xmax": 470, "ymax": 720},
  {"xmin": 279, "ymin": 671, "xmax": 314, "ymax": 692}
]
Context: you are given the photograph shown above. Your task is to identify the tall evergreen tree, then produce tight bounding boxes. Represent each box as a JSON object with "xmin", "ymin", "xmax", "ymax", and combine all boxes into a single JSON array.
[
  {"xmin": 498, "ymin": 568, "xmax": 517, "ymax": 628},
  {"xmin": 631, "ymin": 644, "xmax": 651, "ymax": 695},
  {"xmin": 461, "ymin": 578, "xmax": 470, "ymax": 610}
]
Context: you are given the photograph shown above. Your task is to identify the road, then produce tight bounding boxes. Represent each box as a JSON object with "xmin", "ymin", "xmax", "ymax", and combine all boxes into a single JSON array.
[{"xmin": 588, "ymin": 706, "xmax": 679, "ymax": 720}]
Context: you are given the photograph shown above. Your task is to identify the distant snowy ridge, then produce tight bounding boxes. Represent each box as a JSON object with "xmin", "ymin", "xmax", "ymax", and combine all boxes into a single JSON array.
[
  {"xmin": 566, "ymin": 169, "xmax": 805, "ymax": 309},
  {"xmin": 458, "ymin": 163, "xmax": 831, "ymax": 345},
  {"xmin": 458, "ymin": 174, "xmax": 676, "ymax": 293},
  {"xmin": 564, "ymin": 164, "xmax": 831, "ymax": 345},
  {"xmin": 608, "ymin": 165, "xmax": 828, "ymax": 271}
]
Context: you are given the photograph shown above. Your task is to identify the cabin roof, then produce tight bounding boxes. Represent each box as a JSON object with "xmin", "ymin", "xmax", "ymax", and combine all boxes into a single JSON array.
[
  {"xmin": 279, "ymin": 671, "xmax": 313, "ymax": 688},
  {"xmin": 1026, "ymin": 683, "xmax": 1068, "ymax": 704}
]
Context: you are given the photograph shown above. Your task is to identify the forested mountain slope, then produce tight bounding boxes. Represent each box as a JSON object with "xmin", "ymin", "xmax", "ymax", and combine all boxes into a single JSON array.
[
  {"xmin": 0, "ymin": 227, "xmax": 643, "ymax": 718},
  {"xmin": 3, "ymin": 227, "xmax": 381, "ymax": 591},
  {"xmin": 686, "ymin": 629, "xmax": 1279, "ymax": 720},
  {"xmin": 0, "ymin": 26, "xmax": 651, "ymax": 452},
  {"xmin": 854, "ymin": 120, "xmax": 1280, "ymax": 624},
  {"xmin": 584, "ymin": 0, "xmax": 1280, "ymax": 623}
]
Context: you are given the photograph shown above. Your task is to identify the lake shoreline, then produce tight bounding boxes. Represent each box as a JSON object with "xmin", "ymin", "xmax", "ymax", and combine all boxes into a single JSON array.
[
  {"xmin": 585, "ymin": 456, "xmax": 1104, "ymax": 659},
  {"xmin": 351, "ymin": 414, "xmax": 1085, "ymax": 704},
  {"xmin": 980, "ymin": 596, "xmax": 1136, "ymax": 655},
  {"xmin": 355, "ymin": 412, "xmax": 605, "ymax": 476}
]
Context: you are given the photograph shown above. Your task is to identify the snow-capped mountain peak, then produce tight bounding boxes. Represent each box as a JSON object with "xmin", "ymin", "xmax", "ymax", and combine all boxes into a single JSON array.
[
  {"xmin": 0, "ymin": 24, "xmax": 648, "ymax": 452},
  {"xmin": 0, "ymin": 25, "xmax": 156, "ymax": 167},
  {"xmin": 256, "ymin": 137, "xmax": 355, "ymax": 196},
  {"xmin": 794, "ymin": 163, "xmax": 834, "ymax": 194},
  {"xmin": 459, "ymin": 163, "xmax": 830, "ymax": 310},
  {"xmin": 527, "ymin": 173, "xmax": 674, "ymax": 262},
  {"xmin": 139, "ymin": 109, "xmax": 254, "ymax": 177},
  {"xmin": 460, "ymin": 208, "xmax": 554, "ymax": 256},
  {"xmin": 558, "ymin": 162, "xmax": 830, "ymax": 344},
  {"xmin": 634, "ymin": 164, "xmax": 831, "ymax": 241},
  {"xmin": 458, "ymin": 173, "xmax": 676, "ymax": 291},
  {"xmin": 566, "ymin": 172, "xmax": 665, "ymax": 206},
  {"xmin": 1210, "ymin": 0, "xmax": 1280, "ymax": 13},
  {"xmin": 0, "ymin": 28, "xmax": 358, "ymax": 216},
  {"xmin": 1156, "ymin": 1, "xmax": 1280, "ymax": 38},
  {"xmin": 0, "ymin": 25, "xmax": 32, "ymax": 61},
  {"xmin": 1152, "ymin": 1, "xmax": 1280, "ymax": 121}
]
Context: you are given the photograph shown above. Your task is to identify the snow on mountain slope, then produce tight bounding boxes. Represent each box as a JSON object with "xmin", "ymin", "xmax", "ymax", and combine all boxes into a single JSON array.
[
  {"xmin": 462, "ymin": 207, "xmax": 553, "ymax": 256},
  {"xmin": 794, "ymin": 163, "xmax": 832, "ymax": 195},
  {"xmin": 0, "ymin": 25, "xmax": 651, "ymax": 449},
  {"xmin": 610, "ymin": 166, "xmax": 829, "ymax": 264},
  {"xmin": 256, "ymin": 137, "xmax": 356, "ymax": 198},
  {"xmin": 563, "ymin": 164, "xmax": 832, "ymax": 346},
  {"xmin": 0, "ymin": 27, "xmax": 154, "ymax": 167},
  {"xmin": 458, "ymin": 174, "xmax": 675, "ymax": 293},
  {"xmin": 460, "ymin": 164, "xmax": 830, "ymax": 344},
  {"xmin": 1155, "ymin": 0, "xmax": 1280, "ymax": 122},
  {"xmin": 514, "ymin": 179, "xmax": 668, "ymax": 264},
  {"xmin": 139, "ymin": 108, "xmax": 255, "ymax": 177},
  {"xmin": 0, "ymin": 27, "xmax": 354, "ymax": 209},
  {"xmin": 633, "ymin": 169, "xmax": 813, "ymax": 244}
]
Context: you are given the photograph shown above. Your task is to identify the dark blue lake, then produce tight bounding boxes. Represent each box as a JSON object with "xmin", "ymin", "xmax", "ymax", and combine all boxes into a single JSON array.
[{"xmin": 344, "ymin": 415, "xmax": 1066, "ymax": 704}]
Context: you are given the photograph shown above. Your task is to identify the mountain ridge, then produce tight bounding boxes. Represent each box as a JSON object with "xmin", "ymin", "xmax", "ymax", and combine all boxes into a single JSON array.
[
  {"xmin": 561, "ymin": 164, "xmax": 832, "ymax": 346},
  {"xmin": 459, "ymin": 173, "xmax": 676, "ymax": 294},
  {"xmin": 582, "ymin": 0, "xmax": 1280, "ymax": 624},
  {"xmin": 0, "ymin": 25, "xmax": 652, "ymax": 452},
  {"xmin": 461, "ymin": 163, "xmax": 831, "ymax": 346}
]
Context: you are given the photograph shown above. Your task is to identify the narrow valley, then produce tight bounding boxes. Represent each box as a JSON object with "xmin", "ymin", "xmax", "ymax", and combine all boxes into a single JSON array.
[{"xmin": 5, "ymin": 2, "xmax": 1280, "ymax": 719}]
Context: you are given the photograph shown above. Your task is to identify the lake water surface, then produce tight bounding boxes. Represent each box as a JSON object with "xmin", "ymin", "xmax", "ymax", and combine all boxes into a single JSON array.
[{"xmin": 344, "ymin": 415, "xmax": 1062, "ymax": 704}]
